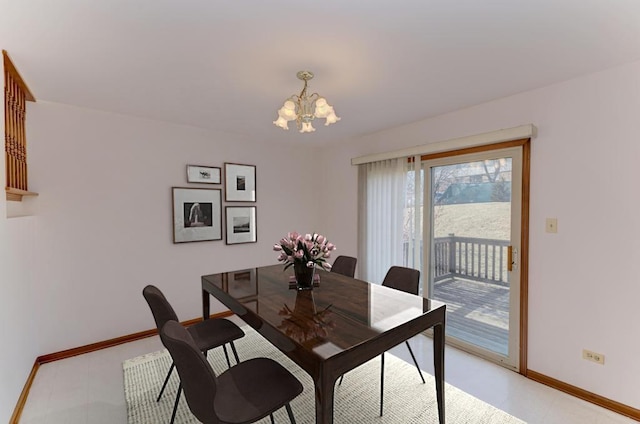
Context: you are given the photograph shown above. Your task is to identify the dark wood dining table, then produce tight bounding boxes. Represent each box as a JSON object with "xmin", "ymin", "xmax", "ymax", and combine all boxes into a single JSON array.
[{"xmin": 201, "ymin": 264, "xmax": 446, "ymax": 424}]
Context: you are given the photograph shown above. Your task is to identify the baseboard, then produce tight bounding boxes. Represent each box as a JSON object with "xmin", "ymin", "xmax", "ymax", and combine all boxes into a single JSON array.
[
  {"xmin": 9, "ymin": 360, "xmax": 39, "ymax": 424},
  {"xmin": 10, "ymin": 310, "xmax": 233, "ymax": 423},
  {"xmin": 527, "ymin": 369, "xmax": 640, "ymax": 421}
]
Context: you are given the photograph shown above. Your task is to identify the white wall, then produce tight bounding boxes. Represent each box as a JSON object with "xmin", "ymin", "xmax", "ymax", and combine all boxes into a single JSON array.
[
  {"xmin": 9, "ymin": 100, "xmax": 321, "ymax": 357},
  {"xmin": 321, "ymin": 60, "xmax": 640, "ymax": 408}
]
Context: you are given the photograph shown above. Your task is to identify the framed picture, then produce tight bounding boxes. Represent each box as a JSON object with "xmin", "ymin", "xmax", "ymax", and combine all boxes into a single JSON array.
[
  {"xmin": 224, "ymin": 163, "xmax": 256, "ymax": 202},
  {"xmin": 172, "ymin": 187, "xmax": 222, "ymax": 243},
  {"xmin": 187, "ymin": 165, "xmax": 221, "ymax": 184},
  {"xmin": 225, "ymin": 206, "xmax": 257, "ymax": 244}
]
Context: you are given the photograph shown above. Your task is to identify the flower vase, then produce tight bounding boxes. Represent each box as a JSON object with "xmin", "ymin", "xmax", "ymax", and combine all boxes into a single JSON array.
[{"xmin": 293, "ymin": 262, "xmax": 315, "ymax": 290}]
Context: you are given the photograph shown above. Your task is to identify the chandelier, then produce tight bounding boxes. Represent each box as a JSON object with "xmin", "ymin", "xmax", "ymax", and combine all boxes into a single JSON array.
[{"xmin": 273, "ymin": 71, "xmax": 341, "ymax": 133}]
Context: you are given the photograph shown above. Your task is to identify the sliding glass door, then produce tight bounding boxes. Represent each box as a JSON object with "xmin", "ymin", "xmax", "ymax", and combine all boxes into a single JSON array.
[{"xmin": 423, "ymin": 147, "xmax": 522, "ymax": 369}]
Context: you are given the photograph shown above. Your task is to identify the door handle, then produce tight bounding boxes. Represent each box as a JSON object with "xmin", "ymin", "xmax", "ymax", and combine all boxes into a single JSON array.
[{"xmin": 507, "ymin": 246, "xmax": 517, "ymax": 271}]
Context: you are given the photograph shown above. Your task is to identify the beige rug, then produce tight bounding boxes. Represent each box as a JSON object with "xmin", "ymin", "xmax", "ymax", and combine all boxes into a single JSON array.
[{"xmin": 123, "ymin": 326, "xmax": 525, "ymax": 423}]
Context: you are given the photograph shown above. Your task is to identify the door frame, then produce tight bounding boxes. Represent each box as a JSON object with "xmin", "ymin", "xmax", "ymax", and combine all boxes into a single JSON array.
[{"xmin": 417, "ymin": 138, "xmax": 530, "ymax": 375}]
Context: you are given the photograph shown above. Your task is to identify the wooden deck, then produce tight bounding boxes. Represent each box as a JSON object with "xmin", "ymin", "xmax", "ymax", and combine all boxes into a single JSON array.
[{"xmin": 431, "ymin": 277, "xmax": 510, "ymax": 356}]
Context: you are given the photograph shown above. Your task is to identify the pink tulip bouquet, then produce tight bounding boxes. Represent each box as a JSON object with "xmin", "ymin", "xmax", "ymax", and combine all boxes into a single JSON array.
[{"xmin": 274, "ymin": 232, "xmax": 336, "ymax": 270}]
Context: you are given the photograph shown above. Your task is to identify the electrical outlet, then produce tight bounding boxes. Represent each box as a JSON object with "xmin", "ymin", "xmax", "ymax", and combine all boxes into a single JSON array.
[
  {"xmin": 582, "ymin": 349, "xmax": 605, "ymax": 365},
  {"xmin": 546, "ymin": 218, "xmax": 558, "ymax": 233}
]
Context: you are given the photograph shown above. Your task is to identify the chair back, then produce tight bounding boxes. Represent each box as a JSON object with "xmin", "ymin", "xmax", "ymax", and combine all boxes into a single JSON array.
[
  {"xmin": 142, "ymin": 285, "xmax": 180, "ymax": 332},
  {"xmin": 160, "ymin": 320, "xmax": 219, "ymax": 424},
  {"xmin": 330, "ymin": 255, "xmax": 357, "ymax": 278},
  {"xmin": 382, "ymin": 266, "xmax": 420, "ymax": 295}
]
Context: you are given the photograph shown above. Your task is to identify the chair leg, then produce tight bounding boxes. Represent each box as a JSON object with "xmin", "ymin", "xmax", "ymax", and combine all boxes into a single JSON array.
[
  {"xmin": 170, "ymin": 383, "xmax": 182, "ymax": 424},
  {"xmin": 285, "ymin": 403, "xmax": 297, "ymax": 424},
  {"xmin": 405, "ymin": 341, "xmax": 425, "ymax": 384},
  {"xmin": 157, "ymin": 363, "xmax": 175, "ymax": 402},
  {"xmin": 380, "ymin": 353, "xmax": 385, "ymax": 417},
  {"xmin": 222, "ymin": 344, "xmax": 232, "ymax": 368},
  {"xmin": 230, "ymin": 341, "xmax": 240, "ymax": 365},
  {"xmin": 269, "ymin": 413, "xmax": 275, "ymax": 424}
]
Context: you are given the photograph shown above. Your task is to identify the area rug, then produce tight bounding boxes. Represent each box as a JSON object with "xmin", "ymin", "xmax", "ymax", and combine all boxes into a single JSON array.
[{"xmin": 123, "ymin": 326, "xmax": 525, "ymax": 423}]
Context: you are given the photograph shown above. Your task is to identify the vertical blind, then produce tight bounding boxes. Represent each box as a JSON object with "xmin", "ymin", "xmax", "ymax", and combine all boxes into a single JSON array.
[{"xmin": 358, "ymin": 156, "xmax": 424, "ymax": 286}]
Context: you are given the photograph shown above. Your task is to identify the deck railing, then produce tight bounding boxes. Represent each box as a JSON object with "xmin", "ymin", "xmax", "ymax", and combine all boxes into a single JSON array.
[
  {"xmin": 434, "ymin": 234, "xmax": 509, "ymax": 285},
  {"xmin": 404, "ymin": 234, "xmax": 510, "ymax": 286}
]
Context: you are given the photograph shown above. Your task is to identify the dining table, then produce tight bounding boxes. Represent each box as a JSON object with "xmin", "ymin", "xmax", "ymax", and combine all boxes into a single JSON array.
[{"xmin": 201, "ymin": 264, "xmax": 446, "ymax": 424}]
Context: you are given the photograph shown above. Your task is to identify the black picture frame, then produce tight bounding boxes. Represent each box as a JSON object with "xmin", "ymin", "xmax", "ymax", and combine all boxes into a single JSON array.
[
  {"xmin": 186, "ymin": 165, "xmax": 221, "ymax": 184},
  {"xmin": 224, "ymin": 163, "xmax": 256, "ymax": 202},
  {"xmin": 225, "ymin": 206, "xmax": 257, "ymax": 244},
  {"xmin": 172, "ymin": 187, "xmax": 222, "ymax": 243}
]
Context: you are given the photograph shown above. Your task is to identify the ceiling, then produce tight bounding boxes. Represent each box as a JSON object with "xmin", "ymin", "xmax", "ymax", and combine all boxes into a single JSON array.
[{"xmin": 2, "ymin": 0, "xmax": 640, "ymax": 145}]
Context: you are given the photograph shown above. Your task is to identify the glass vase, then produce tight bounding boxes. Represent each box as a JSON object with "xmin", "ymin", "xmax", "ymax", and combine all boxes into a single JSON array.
[{"xmin": 293, "ymin": 262, "xmax": 315, "ymax": 290}]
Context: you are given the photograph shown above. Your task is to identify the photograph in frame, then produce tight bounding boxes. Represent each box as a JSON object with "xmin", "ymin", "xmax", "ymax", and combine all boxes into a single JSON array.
[
  {"xmin": 225, "ymin": 206, "xmax": 257, "ymax": 244},
  {"xmin": 172, "ymin": 187, "xmax": 222, "ymax": 243},
  {"xmin": 224, "ymin": 163, "xmax": 256, "ymax": 202},
  {"xmin": 187, "ymin": 165, "xmax": 221, "ymax": 184}
]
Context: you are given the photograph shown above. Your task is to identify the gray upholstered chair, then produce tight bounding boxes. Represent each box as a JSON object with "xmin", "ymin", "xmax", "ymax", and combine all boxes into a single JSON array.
[
  {"xmin": 339, "ymin": 266, "xmax": 425, "ymax": 416},
  {"xmin": 160, "ymin": 320, "xmax": 303, "ymax": 424},
  {"xmin": 143, "ymin": 285, "xmax": 245, "ymax": 424},
  {"xmin": 330, "ymin": 255, "xmax": 357, "ymax": 278}
]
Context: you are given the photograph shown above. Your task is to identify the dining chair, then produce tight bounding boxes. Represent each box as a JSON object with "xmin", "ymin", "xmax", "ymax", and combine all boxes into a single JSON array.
[
  {"xmin": 330, "ymin": 255, "xmax": 357, "ymax": 278},
  {"xmin": 379, "ymin": 266, "xmax": 425, "ymax": 415},
  {"xmin": 338, "ymin": 265, "xmax": 425, "ymax": 416},
  {"xmin": 143, "ymin": 285, "xmax": 245, "ymax": 424},
  {"xmin": 160, "ymin": 320, "xmax": 303, "ymax": 424}
]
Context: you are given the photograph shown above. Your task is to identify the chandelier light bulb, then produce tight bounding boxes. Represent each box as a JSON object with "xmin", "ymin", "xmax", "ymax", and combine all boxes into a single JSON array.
[
  {"xmin": 314, "ymin": 98, "xmax": 330, "ymax": 118},
  {"xmin": 277, "ymin": 101, "xmax": 296, "ymax": 121},
  {"xmin": 324, "ymin": 111, "xmax": 341, "ymax": 126},
  {"xmin": 278, "ymin": 107, "xmax": 294, "ymax": 121},
  {"xmin": 282, "ymin": 101, "xmax": 297, "ymax": 120},
  {"xmin": 273, "ymin": 116, "xmax": 289, "ymax": 130},
  {"xmin": 300, "ymin": 122, "xmax": 316, "ymax": 133}
]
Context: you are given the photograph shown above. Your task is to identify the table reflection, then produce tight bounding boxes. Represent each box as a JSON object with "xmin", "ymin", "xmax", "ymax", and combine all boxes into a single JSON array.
[{"xmin": 277, "ymin": 290, "xmax": 335, "ymax": 344}]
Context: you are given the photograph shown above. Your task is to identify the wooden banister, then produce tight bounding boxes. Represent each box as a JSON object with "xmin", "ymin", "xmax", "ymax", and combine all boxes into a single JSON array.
[{"xmin": 3, "ymin": 50, "xmax": 37, "ymax": 201}]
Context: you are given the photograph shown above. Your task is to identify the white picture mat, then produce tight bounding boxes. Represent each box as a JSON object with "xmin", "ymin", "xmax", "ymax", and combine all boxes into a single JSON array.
[
  {"xmin": 225, "ymin": 163, "xmax": 256, "ymax": 201},
  {"xmin": 226, "ymin": 207, "xmax": 257, "ymax": 244},
  {"xmin": 173, "ymin": 188, "xmax": 222, "ymax": 243},
  {"xmin": 187, "ymin": 165, "xmax": 221, "ymax": 184}
]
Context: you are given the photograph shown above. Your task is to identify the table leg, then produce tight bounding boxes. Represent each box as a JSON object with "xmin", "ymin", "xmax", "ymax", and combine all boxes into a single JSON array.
[
  {"xmin": 433, "ymin": 318, "xmax": 446, "ymax": 424},
  {"xmin": 314, "ymin": 372, "xmax": 335, "ymax": 424},
  {"xmin": 202, "ymin": 289, "xmax": 210, "ymax": 321}
]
